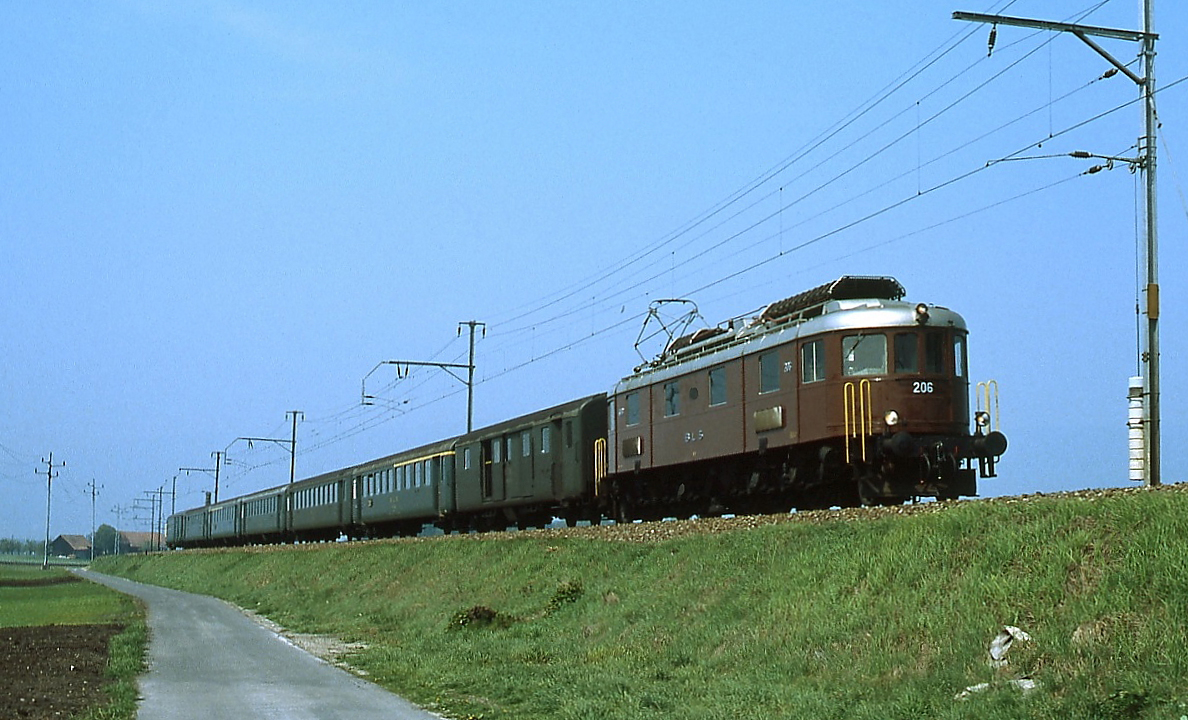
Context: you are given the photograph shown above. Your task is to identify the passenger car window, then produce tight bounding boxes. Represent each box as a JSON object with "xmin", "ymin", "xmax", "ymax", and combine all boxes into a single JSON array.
[
  {"xmin": 842, "ymin": 334, "xmax": 888, "ymax": 376},
  {"xmin": 759, "ymin": 352, "xmax": 780, "ymax": 393},
  {"xmin": 895, "ymin": 333, "xmax": 919, "ymax": 373},
  {"xmin": 801, "ymin": 339, "xmax": 825, "ymax": 383},
  {"xmin": 709, "ymin": 366, "xmax": 727, "ymax": 406}
]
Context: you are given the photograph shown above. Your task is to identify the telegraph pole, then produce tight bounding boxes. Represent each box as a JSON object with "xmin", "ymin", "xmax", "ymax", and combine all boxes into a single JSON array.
[
  {"xmin": 141, "ymin": 488, "xmax": 168, "ymax": 551},
  {"xmin": 287, "ymin": 410, "xmax": 302, "ymax": 486},
  {"xmin": 181, "ymin": 450, "xmax": 224, "ymax": 504},
  {"xmin": 35, "ymin": 453, "xmax": 64, "ymax": 570},
  {"xmin": 954, "ymin": 3, "xmax": 1160, "ymax": 485},
  {"xmin": 111, "ymin": 504, "xmax": 125, "ymax": 555},
  {"xmin": 231, "ymin": 410, "xmax": 303, "ymax": 486},
  {"xmin": 459, "ymin": 321, "xmax": 486, "ymax": 432},
  {"xmin": 85, "ymin": 479, "xmax": 102, "ymax": 562},
  {"xmin": 362, "ymin": 320, "xmax": 484, "ymax": 432}
]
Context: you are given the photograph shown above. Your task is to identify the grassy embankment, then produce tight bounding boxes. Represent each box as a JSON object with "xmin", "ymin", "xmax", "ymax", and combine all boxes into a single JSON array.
[
  {"xmin": 96, "ymin": 486, "xmax": 1188, "ymax": 720},
  {"xmin": 0, "ymin": 563, "xmax": 146, "ymax": 720}
]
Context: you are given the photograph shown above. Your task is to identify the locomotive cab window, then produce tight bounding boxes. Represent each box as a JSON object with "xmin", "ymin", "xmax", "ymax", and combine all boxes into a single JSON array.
[
  {"xmin": 925, "ymin": 332, "xmax": 945, "ymax": 374},
  {"xmin": 954, "ymin": 334, "xmax": 967, "ymax": 377},
  {"xmin": 842, "ymin": 333, "xmax": 887, "ymax": 377},
  {"xmin": 801, "ymin": 339, "xmax": 825, "ymax": 384},
  {"xmin": 759, "ymin": 351, "xmax": 780, "ymax": 394},
  {"xmin": 895, "ymin": 332, "xmax": 919, "ymax": 373}
]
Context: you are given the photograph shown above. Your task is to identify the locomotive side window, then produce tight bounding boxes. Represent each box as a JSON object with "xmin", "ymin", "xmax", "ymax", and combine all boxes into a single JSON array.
[
  {"xmin": 759, "ymin": 352, "xmax": 780, "ymax": 393},
  {"xmin": 954, "ymin": 335, "xmax": 967, "ymax": 377},
  {"xmin": 541, "ymin": 426, "xmax": 551, "ymax": 454},
  {"xmin": 463, "ymin": 447, "xmax": 472, "ymax": 470},
  {"xmin": 801, "ymin": 339, "xmax": 825, "ymax": 383},
  {"xmin": 664, "ymin": 381, "xmax": 681, "ymax": 417},
  {"xmin": 895, "ymin": 332, "xmax": 919, "ymax": 373},
  {"xmin": 925, "ymin": 332, "xmax": 945, "ymax": 373},
  {"xmin": 709, "ymin": 366, "xmax": 727, "ymax": 406},
  {"xmin": 842, "ymin": 333, "xmax": 887, "ymax": 376},
  {"xmin": 626, "ymin": 392, "xmax": 641, "ymax": 426},
  {"xmin": 492, "ymin": 439, "xmax": 502, "ymax": 464},
  {"xmin": 522, "ymin": 430, "xmax": 532, "ymax": 457}
]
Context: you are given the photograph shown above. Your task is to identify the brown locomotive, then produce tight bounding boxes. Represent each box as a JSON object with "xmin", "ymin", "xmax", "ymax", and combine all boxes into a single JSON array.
[{"xmin": 606, "ymin": 276, "xmax": 1006, "ymax": 520}]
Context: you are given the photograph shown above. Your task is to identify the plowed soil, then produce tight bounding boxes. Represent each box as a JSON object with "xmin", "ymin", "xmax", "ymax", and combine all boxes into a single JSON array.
[{"xmin": 0, "ymin": 623, "xmax": 123, "ymax": 720}]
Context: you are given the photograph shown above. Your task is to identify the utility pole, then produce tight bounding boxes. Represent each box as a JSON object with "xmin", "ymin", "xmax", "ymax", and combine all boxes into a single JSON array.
[
  {"xmin": 35, "ymin": 453, "xmax": 64, "ymax": 570},
  {"xmin": 111, "ymin": 504, "xmax": 125, "ymax": 555},
  {"xmin": 181, "ymin": 450, "xmax": 224, "ymax": 504},
  {"xmin": 362, "ymin": 320, "xmax": 485, "ymax": 432},
  {"xmin": 231, "ymin": 410, "xmax": 304, "ymax": 486},
  {"xmin": 132, "ymin": 497, "xmax": 153, "ymax": 549},
  {"xmin": 954, "ymin": 3, "xmax": 1160, "ymax": 485},
  {"xmin": 459, "ymin": 320, "xmax": 486, "ymax": 433},
  {"xmin": 287, "ymin": 410, "xmax": 302, "ymax": 486},
  {"xmin": 85, "ymin": 479, "xmax": 102, "ymax": 562},
  {"xmin": 140, "ymin": 488, "xmax": 168, "ymax": 551}
]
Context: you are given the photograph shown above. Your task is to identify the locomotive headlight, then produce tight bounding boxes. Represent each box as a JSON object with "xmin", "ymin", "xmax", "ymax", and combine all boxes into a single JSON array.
[
  {"xmin": 884, "ymin": 409, "xmax": 901, "ymax": 427},
  {"xmin": 914, "ymin": 303, "xmax": 930, "ymax": 324},
  {"xmin": 975, "ymin": 411, "xmax": 991, "ymax": 429}
]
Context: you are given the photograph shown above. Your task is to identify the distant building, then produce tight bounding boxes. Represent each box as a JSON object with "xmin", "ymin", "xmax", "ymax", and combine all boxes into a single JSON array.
[
  {"xmin": 118, "ymin": 531, "xmax": 163, "ymax": 554},
  {"xmin": 49, "ymin": 534, "xmax": 91, "ymax": 559},
  {"xmin": 51, "ymin": 531, "xmax": 165, "ymax": 558}
]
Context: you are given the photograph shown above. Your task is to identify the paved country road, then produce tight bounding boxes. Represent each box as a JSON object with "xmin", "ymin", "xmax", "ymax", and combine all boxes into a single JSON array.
[{"xmin": 80, "ymin": 570, "xmax": 440, "ymax": 720}]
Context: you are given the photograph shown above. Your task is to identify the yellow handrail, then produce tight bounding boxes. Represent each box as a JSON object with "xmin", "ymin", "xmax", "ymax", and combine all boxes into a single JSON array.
[
  {"xmin": 843, "ymin": 379, "xmax": 872, "ymax": 463},
  {"xmin": 593, "ymin": 438, "xmax": 608, "ymax": 496}
]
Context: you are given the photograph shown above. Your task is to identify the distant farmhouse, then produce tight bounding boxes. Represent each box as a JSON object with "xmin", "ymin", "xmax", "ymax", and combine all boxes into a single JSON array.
[
  {"xmin": 49, "ymin": 534, "xmax": 91, "ymax": 559},
  {"xmin": 50, "ymin": 531, "xmax": 163, "ymax": 558},
  {"xmin": 116, "ymin": 531, "xmax": 163, "ymax": 554}
]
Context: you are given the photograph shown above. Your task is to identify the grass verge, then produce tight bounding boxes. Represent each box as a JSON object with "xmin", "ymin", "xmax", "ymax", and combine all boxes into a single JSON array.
[{"xmin": 96, "ymin": 486, "xmax": 1188, "ymax": 720}]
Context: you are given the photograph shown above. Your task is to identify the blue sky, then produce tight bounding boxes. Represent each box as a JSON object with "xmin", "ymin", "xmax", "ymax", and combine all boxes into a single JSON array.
[{"xmin": 3, "ymin": 0, "xmax": 1186, "ymax": 541}]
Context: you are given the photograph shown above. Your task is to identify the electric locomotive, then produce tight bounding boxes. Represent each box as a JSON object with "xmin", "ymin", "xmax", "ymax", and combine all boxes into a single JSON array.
[{"xmin": 605, "ymin": 276, "xmax": 1006, "ymax": 519}]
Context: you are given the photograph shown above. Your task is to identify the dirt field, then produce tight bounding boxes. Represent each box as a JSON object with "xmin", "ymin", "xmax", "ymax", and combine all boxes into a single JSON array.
[{"xmin": 0, "ymin": 576, "xmax": 123, "ymax": 720}]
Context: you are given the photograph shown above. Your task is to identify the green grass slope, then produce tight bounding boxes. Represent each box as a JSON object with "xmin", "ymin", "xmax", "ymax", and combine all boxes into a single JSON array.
[{"xmin": 96, "ymin": 486, "xmax": 1188, "ymax": 720}]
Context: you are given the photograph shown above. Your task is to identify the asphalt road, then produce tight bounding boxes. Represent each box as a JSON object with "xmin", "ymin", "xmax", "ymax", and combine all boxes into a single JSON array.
[{"xmin": 80, "ymin": 570, "xmax": 440, "ymax": 720}]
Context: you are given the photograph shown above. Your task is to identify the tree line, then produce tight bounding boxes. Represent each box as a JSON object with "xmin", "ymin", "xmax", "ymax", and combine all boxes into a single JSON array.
[{"xmin": 0, "ymin": 537, "xmax": 43, "ymax": 555}]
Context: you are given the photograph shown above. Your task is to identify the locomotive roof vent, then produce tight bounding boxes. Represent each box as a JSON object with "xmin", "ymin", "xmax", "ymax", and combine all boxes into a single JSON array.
[{"xmin": 759, "ymin": 276, "xmax": 906, "ymax": 324}]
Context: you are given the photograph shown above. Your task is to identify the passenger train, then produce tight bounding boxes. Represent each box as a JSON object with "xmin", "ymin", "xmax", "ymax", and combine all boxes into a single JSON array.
[{"xmin": 167, "ymin": 276, "xmax": 1006, "ymax": 547}]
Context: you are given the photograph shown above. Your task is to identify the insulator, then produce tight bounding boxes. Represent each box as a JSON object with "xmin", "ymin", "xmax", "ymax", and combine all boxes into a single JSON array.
[{"xmin": 988, "ymin": 25, "xmax": 997, "ymax": 56}]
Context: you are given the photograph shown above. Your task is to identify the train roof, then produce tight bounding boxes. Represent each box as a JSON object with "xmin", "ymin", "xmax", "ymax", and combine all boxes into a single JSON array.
[
  {"xmin": 616, "ymin": 277, "xmax": 966, "ymax": 392},
  {"xmin": 458, "ymin": 393, "xmax": 606, "ymax": 444}
]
